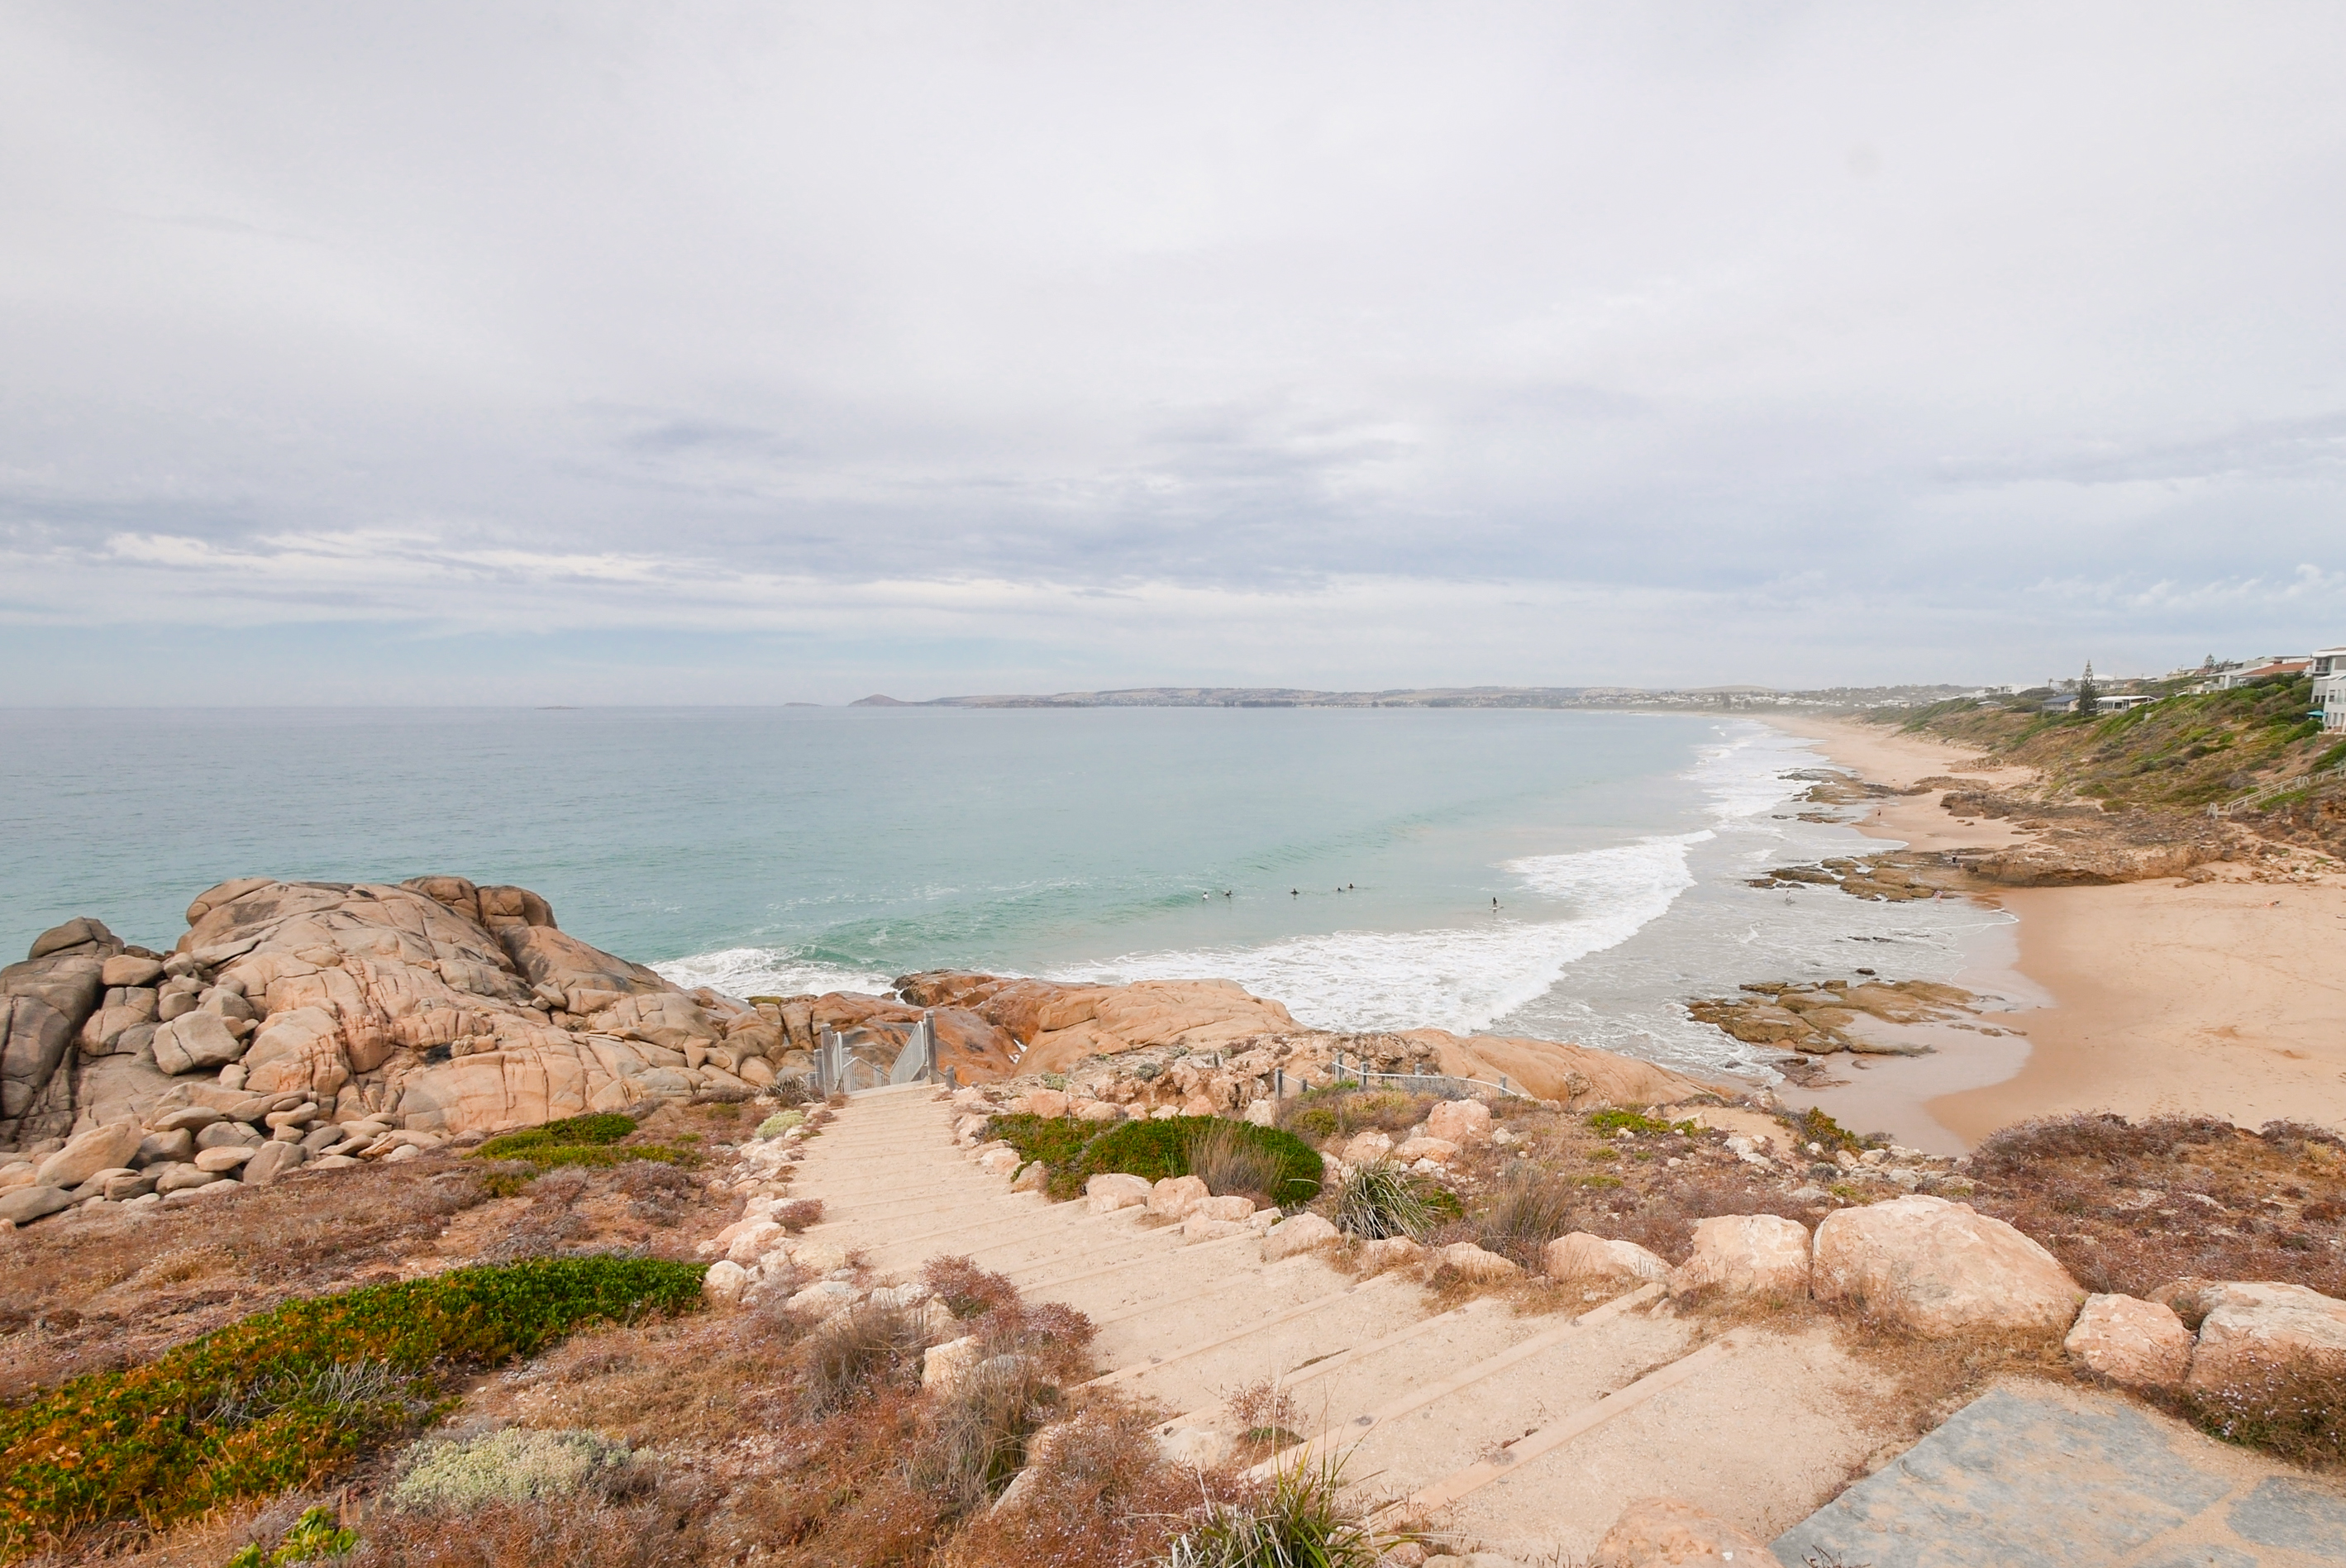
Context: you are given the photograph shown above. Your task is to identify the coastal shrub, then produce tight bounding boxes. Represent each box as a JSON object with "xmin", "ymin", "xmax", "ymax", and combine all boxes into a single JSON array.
[
  {"xmin": 1083, "ymin": 1118, "xmax": 1322, "ymax": 1207},
  {"xmin": 755, "ymin": 1109, "xmax": 804, "ymax": 1138},
  {"xmin": 2180, "ymin": 1353, "xmax": 2346, "ymax": 1470},
  {"xmin": 470, "ymin": 1113, "xmax": 699, "ymax": 1173},
  {"xmin": 1775, "ymin": 1106, "xmax": 1867, "ymax": 1154},
  {"xmin": 940, "ymin": 1401, "xmax": 1239, "ymax": 1568},
  {"xmin": 226, "ymin": 1504, "xmax": 356, "ymax": 1567},
  {"xmin": 773, "ymin": 1198, "xmax": 823, "ymax": 1232},
  {"xmin": 983, "ymin": 1113, "xmax": 1095, "ymax": 1178},
  {"xmin": 389, "ymin": 1428, "xmax": 644, "ymax": 1514},
  {"xmin": 1586, "ymin": 1108, "xmax": 1701, "ymax": 1138},
  {"xmin": 0, "ymin": 1256, "xmax": 706, "ymax": 1552},
  {"xmin": 989, "ymin": 1113, "xmax": 1323, "ymax": 1205},
  {"xmin": 918, "ymin": 1256, "xmax": 1099, "ymax": 1384},
  {"xmin": 1278, "ymin": 1087, "xmax": 1432, "ymax": 1141}
]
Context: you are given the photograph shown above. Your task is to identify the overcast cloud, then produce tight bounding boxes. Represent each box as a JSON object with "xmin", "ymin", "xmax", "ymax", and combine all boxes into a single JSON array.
[{"xmin": 3, "ymin": 2, "xmax": 2343, "ymax": 702}]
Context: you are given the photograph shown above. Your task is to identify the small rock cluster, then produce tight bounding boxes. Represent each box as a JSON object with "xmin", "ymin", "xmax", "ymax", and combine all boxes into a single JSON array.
[
  {"xmin": 1686, "ymin": 978, "xmax": 1984, "ymax": 1057},
  {"xmin": 0, "ymin": 1084, "xmax": 449, "ymax": 1228}
]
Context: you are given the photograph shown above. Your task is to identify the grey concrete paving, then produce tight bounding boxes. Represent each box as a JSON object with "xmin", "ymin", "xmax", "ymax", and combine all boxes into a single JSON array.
[{"xmin": 1772, "ymin": 1382, "xmax": 2346, "ymax": 1568}]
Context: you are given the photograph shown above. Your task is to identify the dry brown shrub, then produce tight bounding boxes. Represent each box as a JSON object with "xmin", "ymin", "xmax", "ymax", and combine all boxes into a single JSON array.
[
  {"xmin": 923, "ymin": 1256, "xmax": 1020, "ymax": 1320},
  {"xmin": 1961, "ymin": 1115, "xmax": 2346, "ymax": 1299},
  {"xmin": 1221, "ymin": 1378, "xmax": 1304, "ymax": 1463},
  {"xmin": 803, "ymin": 1300, "xmax": 932, "ymax": 1416},
  {"xmin": 774, "ymin": 1198, "xmax": 825, "ymax": 1232},
  {"xmin": 351, "ymin": 1494, "xmax": 688, "ymax": 1568},
  {"xmin": 937, "ymin": 1401, "xmax": 1240, "ymax": 1568},
  {"xmin": 2172, "ymin": 1352, "xmax": 2346, "ymax": 1470}
]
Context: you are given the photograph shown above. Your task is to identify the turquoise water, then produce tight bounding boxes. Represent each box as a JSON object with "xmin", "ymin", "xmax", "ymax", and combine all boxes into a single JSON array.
[{"xmin": 0, "ymin": 706, "xmax": 2009, "ymax": 1078}]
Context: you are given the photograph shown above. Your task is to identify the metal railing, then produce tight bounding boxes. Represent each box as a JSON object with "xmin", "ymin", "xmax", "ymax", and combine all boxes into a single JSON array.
[
  {"xmin": 1281, "ymin": 1051, "xmax": 1526, "ymax": 1100},
  {"xmin": 2210, "ymin": 760, "xmax": 2346, "ymax": 817},
  {"xmin": 813, "ymin": 1012, "xmax": 946, "ymax": 1096}
]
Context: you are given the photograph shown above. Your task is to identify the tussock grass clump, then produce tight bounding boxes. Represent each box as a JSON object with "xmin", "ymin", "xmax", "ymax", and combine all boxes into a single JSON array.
[
  {"xmin": 754, "ymin": 1109, "xmax": 805, "ymax": 1138},
  {"xmin": 389, "ymin": 1428, "xmax": 646, "ymax": 1514},
  {"xmin": 1165, "ymin": 1452, "xmax": 1395, "ymax": 1568},
  {"xmin": 1085, "ymin": 1117, "xmax": 1322, "ymax": 1206},
  {"xmin": 1189, "ymin": 1121, "xmax": 1293, "ymax": 1205},
  {"xmin": 0, "ymin": 1256, "xmax": 705, "ymax": 1554},
  {"xmin": 1332, "ymin": 1163, "xmax": 1443, "ymax": 1241},
  {"xmin": 1475, "ymin": 1162, "xmax": 1578, "ymax": 1265}
]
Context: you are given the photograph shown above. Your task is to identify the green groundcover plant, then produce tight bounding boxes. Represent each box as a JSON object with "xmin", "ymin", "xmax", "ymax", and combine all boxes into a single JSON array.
[
  {"xmin": 0, "ymin": 1256, "xmax": 705, "ymax": 1555},
  {"xmin": 986, "ymin": 1113, "xmax": 1322, "ymax": 1205},
  {"xmin": 468, "ymin": 1113, "xmax": 699, "ymax": 1174}
]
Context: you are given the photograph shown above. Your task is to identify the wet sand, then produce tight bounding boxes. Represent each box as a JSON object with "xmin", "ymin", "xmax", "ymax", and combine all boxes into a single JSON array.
[{"xmin": 1763, "ymin": 713, "xmax": 2346, "ymax": 1144}]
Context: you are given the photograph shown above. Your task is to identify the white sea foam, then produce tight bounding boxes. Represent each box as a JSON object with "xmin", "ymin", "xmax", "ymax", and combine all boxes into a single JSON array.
[
  {"xmin": 651, "ymin": 946, "xmax": 898, "ymax": 1000},
  {"xmin": 1061, "ymin": 831, "xmax": 1711, "ymax": 1035}
]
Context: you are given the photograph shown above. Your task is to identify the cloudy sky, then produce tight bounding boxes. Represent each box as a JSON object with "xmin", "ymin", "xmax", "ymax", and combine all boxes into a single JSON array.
[{"xmin": 3, "ymin": 2, "xmax": 2342, "ymax": 703}]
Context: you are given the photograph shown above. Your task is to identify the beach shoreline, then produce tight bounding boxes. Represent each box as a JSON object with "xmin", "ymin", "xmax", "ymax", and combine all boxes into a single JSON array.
[{"xmin": 1762, "ymin": 713, "xmax": 2346, "ymax": 1143}]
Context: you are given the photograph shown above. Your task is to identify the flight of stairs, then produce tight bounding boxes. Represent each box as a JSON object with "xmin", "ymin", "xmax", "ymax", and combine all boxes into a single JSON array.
[{"xmin": 786, "ymin": 1084, "xmax": 1894, "ymax": 1561}]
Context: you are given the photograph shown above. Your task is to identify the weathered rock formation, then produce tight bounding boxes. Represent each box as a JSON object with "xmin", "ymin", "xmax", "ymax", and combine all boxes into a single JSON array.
[
  {"xmin": 1686, "ymin": 978, "xmax": 1984, "ymax": 1057},
  {"xmin": 1, "ymin": 877, "xmax": 808, "ymax": 1148}
]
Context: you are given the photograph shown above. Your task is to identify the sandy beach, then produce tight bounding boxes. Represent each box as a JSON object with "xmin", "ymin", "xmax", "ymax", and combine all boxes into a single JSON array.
[{"xmin": 1766, "ymin": 714, "xmax": 2346, "ymax": 1144}]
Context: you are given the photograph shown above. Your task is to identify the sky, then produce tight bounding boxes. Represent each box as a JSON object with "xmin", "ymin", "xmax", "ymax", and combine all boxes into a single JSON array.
[{"xmin": 3, "ymin": 2, "xmax": 2344, "ymax": 703}]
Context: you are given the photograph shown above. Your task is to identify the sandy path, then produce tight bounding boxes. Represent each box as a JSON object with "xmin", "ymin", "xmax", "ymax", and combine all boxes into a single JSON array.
[{"xmin": 1764, "ymin": 714, "xmax": 2346, "ymax": 1138}]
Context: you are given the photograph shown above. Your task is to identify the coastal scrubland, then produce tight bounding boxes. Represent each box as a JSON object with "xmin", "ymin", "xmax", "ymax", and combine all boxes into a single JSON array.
[{"xmin": 1881, "ymin": 674, "xmax": 2344, "ymax": 833}]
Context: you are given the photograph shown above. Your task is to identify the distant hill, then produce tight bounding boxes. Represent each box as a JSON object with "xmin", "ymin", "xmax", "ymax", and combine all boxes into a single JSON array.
[{"xmin": 838, "ymin": 684, "xmax": 1974, "ymax": 712}]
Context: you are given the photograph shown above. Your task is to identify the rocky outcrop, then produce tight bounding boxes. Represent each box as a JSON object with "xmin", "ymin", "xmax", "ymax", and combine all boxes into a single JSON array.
[
  {"xmin": 0, "ymin": 878, "xmax": 804, "ymax": 1158},
  {"xmin": 894, "ymin": 971, "xmax": 1299, "ymax": 1072},
  {"xmin": 1812, "ymin": 1194, "xmax": 2083, "ymax": 1332},
  {"xmin": 1686, "ymin": 978, "xmax": 1980, "ymax": 1057}
]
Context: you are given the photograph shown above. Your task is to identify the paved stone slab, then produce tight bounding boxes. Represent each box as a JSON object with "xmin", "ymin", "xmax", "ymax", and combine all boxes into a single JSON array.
[{"xmin": 1771, "ymin": 1383, "xmax": 2346, "ymax": 1568}]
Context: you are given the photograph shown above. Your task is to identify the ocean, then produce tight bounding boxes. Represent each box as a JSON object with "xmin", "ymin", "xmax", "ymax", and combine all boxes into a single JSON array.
[{"xmin": 0, "ymin": 706, "xmax": 2010, "ymax": 1080}]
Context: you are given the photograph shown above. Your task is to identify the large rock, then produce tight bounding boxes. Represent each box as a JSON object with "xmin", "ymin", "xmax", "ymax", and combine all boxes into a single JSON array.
[
  {"xmin": 151, "ymin": 1010, "xmax": 247, "ymax": 1075},
  {"xmin": 2186, "ymin": 1281, "xmax": 2346, "ymax": 1393},
  {"xmin": 34, "ymin": 1121, "xmax": 143, "ymax": 1188},
  {"xmin": 1438, "ymin": 1242, "xmax": 1522, "ymax": 1281},
  {"xmin": 2, "ymin": 924, "xmax": 120, "ymax": 1141},
  {"xmin": 241, "ymin": 1140, "xmax": 308, "ymax": 1187},
  {"xmin": 0, "ymin": 1184, "xmax": 73, "ymax": 1226},
  {"xmin": 2065, "ymin": 1294, "xmax": 2193, "ymax": 1389},
  {"xmin": 1261, "ymin": 1211, "xmax": 1338, "ymax": 1261},
  {"xmin": 1424, "ymin": 1099, "xmax": 1493, "ymax": 1145},
  {"xmin": 1669, "ymin": 1215, "xmax": 1811, "ymax": 1299},
  {"xmin": 1147, "ymin": 1174, "xmax": 1211, "ymax": 1220},
  {"xmin": 1594, "ymin": 1496, "xmax": 1785, "ymax": 1567},
  {"xmin": 1546, "ymin": 1232, "xmax": 1670, "ymax": 1285},
  {"xmin": 1812, "ymin": 1195, "xmax": 2081, "ymax": 1332},
  {"xmin": 79, "ymin": 986, "xmax": 160, "ymax": 1052},
  {"xmin": 1085, "ymin": 1172, "xmax": 1152, "ymax": 1213}
]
